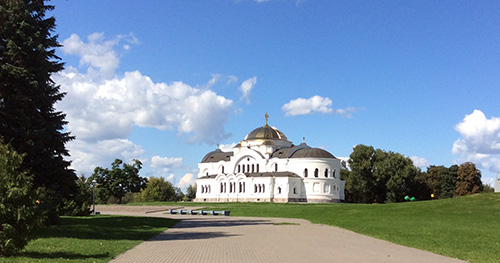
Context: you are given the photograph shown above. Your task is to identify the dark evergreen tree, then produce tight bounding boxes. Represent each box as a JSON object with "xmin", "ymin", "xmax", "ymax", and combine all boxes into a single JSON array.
[
  {"xmin": 0, "ymin": 0, "xmax": 76, "ymax": 222},
  {"xmin": 0, "ymin": 140, "xmax": 41, "ymax": 256},
  {"xmin": 441, "ymin": 164, "xmax": 458, "ymax": 198}
]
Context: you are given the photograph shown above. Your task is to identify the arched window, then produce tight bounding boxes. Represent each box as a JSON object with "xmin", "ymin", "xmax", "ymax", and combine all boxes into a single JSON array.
[
  {"xmin": 256, "ymin": 164, "xmax": 259, "ymax": 173},
  {"xmin": 258, "ymin": 184, "xmax": 262, "ymax": 193},
  {"xmin": 222, "ymin": 166, "xmax": 225, "ymax": 174},
  {"xmin": 304, "ymin": 168, "xmax": 308, "ymax": 177},
  {"xmin": 220, "ymin": 183, "xmax": 223, "ymax": 193},
  {"xmin": 238, "ymin": 165, "xmax": 240, "ymax": 173},
  {"xmin": 324, "ymin": 168, "xmax": 328, "ymax": 178},
  {"xmin": 314, "ymin": 168, "xmax": 319, "ymax": 178},
  {"xmin": 277, "ymin": 187, "xmax": 281, "ymax": 194},
  {"xmin": 206, "ymin": 172, "xmax": 208, "ymax": 176},
  {"xmin": 254, "ymin": 184, "xmax": 258, "ymax": 193},
  {"xmin": 224, "ymin": 182, "xmax": 227, "ymax": 193},
  {"xmin": 247, "ymin": 164, "xmax": 250, "ymax": 173},
  {"xmin": 252, "ymin": 164, "xmax": 255, "ymax": 173},
  {"xmin": 332, "ymin": 169, "xmax": 336, "ymax": 178},
  {"xmin": 262, "ymin": 184, "xmax": 265, "ymax": 193},
  {"xmin": 275, "ymin": 163, "xmax": 278, "ymax": 172},
  {"xmin": 208, "ymin": 185, "xmax": 211, "ymax": 193},
  {"xmin": 293, "ymin": 187, "xmax": 297, "ymax": 194},
  {"xmin": 243, "ymin": 182, "xmax": 246, "ymax": 193}
]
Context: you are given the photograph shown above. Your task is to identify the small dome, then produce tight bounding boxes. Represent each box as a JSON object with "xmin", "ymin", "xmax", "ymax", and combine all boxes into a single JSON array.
[
  {"xmin": 201, "ymin": 149, "xmax": 233, "ymax": 163},
  {"xmin": 290, "ymin": 148, "xmax": 336, "ymax": 159},
  {"xmin": 244, "ymin": 124, "xmax": 289, "ymax": 141}
]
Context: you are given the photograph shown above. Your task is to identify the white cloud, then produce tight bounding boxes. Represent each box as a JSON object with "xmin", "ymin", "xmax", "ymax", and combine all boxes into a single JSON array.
[
  {"xmin": 219, "ymin": 143, "xmax": 237, "ymax": 152},
  {"xmin": 410, "ymin": 156, "xmax": 430, "ymax": 168},
  {"xmin": 335, "ymin": 107, "xmax": 358, "ymax": 118},
  {"xmin": 61, "ymin": 32, "xmax": 138, "ymax": 79},
  {"xmin": 227, "ymin": 75, "xmax": 238, "ymax": 84},
  {"xmin": 282, "ymin": 95, "xmax": 333, "ymax": 116},
  {"xmin": 177, "ymin": 173, "xmax": 195, "ymax": 189},
  {"xmin": 452, "ymin": 110, "xmax": 500, "ymax": 173},
  {"xmin": 239, "ymin": 77, "xmax": 257, "ymax": 104},
  {"xmin": 166, "ymin": 174, "xmax": 175, "ymax": 181},
  {"xmin": 68, "ymin": 139, "xmax": 144, "ymax": 175},
  {"xmin": 55, "ymin": 33, "xmax": 234, "ymax": 176},
  {"xmin": 151, "ymin": 156, "xmax": 183, "ymax": 173}
]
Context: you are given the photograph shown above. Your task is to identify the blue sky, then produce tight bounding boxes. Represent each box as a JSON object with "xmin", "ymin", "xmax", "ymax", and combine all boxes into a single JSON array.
[{"xmin": 50, "ymin": 0, "xmax": 500, "ymax": 189}]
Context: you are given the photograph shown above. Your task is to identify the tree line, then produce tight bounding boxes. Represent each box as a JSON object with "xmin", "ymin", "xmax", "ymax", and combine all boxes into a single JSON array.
[
  {"xmin": 88, "ymin": 158, "xmax": 196, "ymax": 204},
  {"xmin": 341, "ymin": 144, "xmax": 488, "ymax": 203}
]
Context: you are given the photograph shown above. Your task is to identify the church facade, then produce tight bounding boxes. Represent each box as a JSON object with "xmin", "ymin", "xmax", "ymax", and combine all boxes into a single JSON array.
[{"xmin": 195, "ymin": 116, "xmax": 345, "ymax": 203}]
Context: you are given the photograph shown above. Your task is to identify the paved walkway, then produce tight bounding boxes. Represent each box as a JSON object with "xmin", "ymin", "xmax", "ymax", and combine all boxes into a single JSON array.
[{"xmin": 98, "ymin": 206, "xmax": 466, "ymax": 263}]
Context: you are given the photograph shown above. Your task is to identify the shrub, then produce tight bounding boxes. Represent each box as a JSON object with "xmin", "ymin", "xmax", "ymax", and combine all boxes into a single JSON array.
[{"xmin": 0, "ymin": 141, "xmax": 42, "ymax": 256}]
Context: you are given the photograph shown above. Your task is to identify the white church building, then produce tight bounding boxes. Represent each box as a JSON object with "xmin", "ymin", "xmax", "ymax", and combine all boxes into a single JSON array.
[{"xmin": 195, "ymin": 115, "xmax": 345, "ymax": 203}]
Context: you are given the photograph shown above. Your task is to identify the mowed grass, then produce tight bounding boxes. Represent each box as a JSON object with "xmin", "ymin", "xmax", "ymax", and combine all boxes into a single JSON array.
[
  {"xmin": 135, "ymin": 192, "xmax": 500, "ymax": 263},
  {"xmin": 0, "ymin": 215, "xmax": 179, "ymax": 263}
]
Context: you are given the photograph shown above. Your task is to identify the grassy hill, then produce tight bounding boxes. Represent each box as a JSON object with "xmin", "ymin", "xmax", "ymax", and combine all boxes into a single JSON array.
[{"xmin": 169, "ymin": 192, "xmax": 499, "ymax": 263}]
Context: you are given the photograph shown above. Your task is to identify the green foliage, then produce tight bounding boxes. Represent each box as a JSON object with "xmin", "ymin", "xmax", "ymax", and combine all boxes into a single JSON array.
[
  {"xmin": 0, "ymin": 216, "xmax": 179, "ymax": 263},
  {"xmin": 425, "ymin": 165, "xmax": 458, "ymax": 199},
  {"xmin": 441, "ymin": 164, "xmax": 458, "ymax": 198},
  {"xmin": 344, "ymin": 144, "xmax": 429, "ymax": 203},
  {"xmin": 482, "ymin": 184, "xmax": 494, "ymax": 193},
  {"xmin": 60, "ymin": 175, "xmax": 92, "ymax": 216},
  {"xmin": 139, "ymin": 177, "xmax": 185, "ymax": 202},
  {"xmin": 0, "ymin": 141, "xmax": 41, "ymax": 256},
  {"xmin": 186, "ymin": 184, "xmax": 197, "ymax": 200},
  {"xmin": 90, "ymin": 159, "xmax": 147, "ymax": 204},
  {"xmin": 0, "ymin": 0, "xmax": 77, "ymax": 223},
  {"xmin": 455, "ymin": 162, "xmax": 483, "ymax": 197}
]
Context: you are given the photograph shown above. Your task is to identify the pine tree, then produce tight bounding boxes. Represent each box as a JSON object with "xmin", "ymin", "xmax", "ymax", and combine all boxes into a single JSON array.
[
  {"xmin": 0, "ymin": 140, "xmax": 41, "ymax": 256},
  {"xmin": 0, "ymin": 0, "xmax": 77, "ymax": 222}
]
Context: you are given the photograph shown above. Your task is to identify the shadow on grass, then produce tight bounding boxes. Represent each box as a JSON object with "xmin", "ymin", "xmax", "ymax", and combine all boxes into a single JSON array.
[
  {"xmin": 37, "ymin": 215, "xmax": 179, "ymax": 241},
  {"xmin": 18, "ymin": 251, "xmax": 109, "ymax": 260}
]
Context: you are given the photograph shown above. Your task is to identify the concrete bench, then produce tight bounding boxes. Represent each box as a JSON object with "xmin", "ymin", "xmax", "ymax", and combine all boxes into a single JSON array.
[{"xmin": 167, "ymin": 209, "xmax": 230, "ymax": 216}]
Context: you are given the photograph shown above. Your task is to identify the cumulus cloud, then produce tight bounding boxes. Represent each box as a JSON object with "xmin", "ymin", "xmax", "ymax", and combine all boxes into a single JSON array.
[
  {"xmin": 67, "ymin": 139, "xmax": 144, "ymax": 175},
  {"xmin": 282, "ymin": 95, "xmax": 333, "ymax": 116},
  {"xmin": 282, "ymin": 95, "xmax": 359, "ymax": 117},
  {"xmin": 410, "ymin": 156, "xmax": 430, "ymax": 168},
  {"xmin": 151, "ymin": 156, "xmax": 183, "ymax": 173},
  {"xmin": 452, "ymin": 110, "xmax": 500, "ymax": 173},
  {"xmin": 177, "ymin": 173, "xmax": 196, "ymax": 189},
  {"xmin": 55, "ymin": 33, "xmax": 234, "ymax": 176},
  {"xmin": 239, "ymin": 77, "xmax": 257, "ymax": 104},
  {"xmin": 61, "ymin": 33, "xmax": 137, "ymax": 79}
]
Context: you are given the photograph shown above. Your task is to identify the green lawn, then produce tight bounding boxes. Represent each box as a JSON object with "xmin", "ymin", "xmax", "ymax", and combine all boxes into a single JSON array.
[
  {"xmin": 135, "ymin": 192, "xmax": 500, "ymax": 263},
  {"xmin": 0, "ymin": 216, "xmax": 179, "ymax": 263}
]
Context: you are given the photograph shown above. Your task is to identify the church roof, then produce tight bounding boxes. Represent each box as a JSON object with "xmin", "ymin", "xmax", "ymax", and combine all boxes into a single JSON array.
[
  {"xmin": 244, "ymin": 124, "xmax": 289, "ymax": 141},
  {"xmin": 290, "ymin": 148, "xmax": 336, "ymax": 159},
  {"xmin": 200, "ymin": 149, "xmax": 234, "ymax": 163},
  {"xmin": 270, "ymin": 143, "xmax": 337, "ymax": 159},
  {"xmin": 242, "ymin": 113, "xmax": 289, "ymax": 142}
]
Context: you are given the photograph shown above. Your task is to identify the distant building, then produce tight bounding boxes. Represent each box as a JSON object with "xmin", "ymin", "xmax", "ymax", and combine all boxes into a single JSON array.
[
  {"xmin": 495, "ymin": 172, "xmax": 500, "ymax": 193},
  {"xmin": 195, "ymin": 114, "xmax": 345, "ymax": 203}
]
